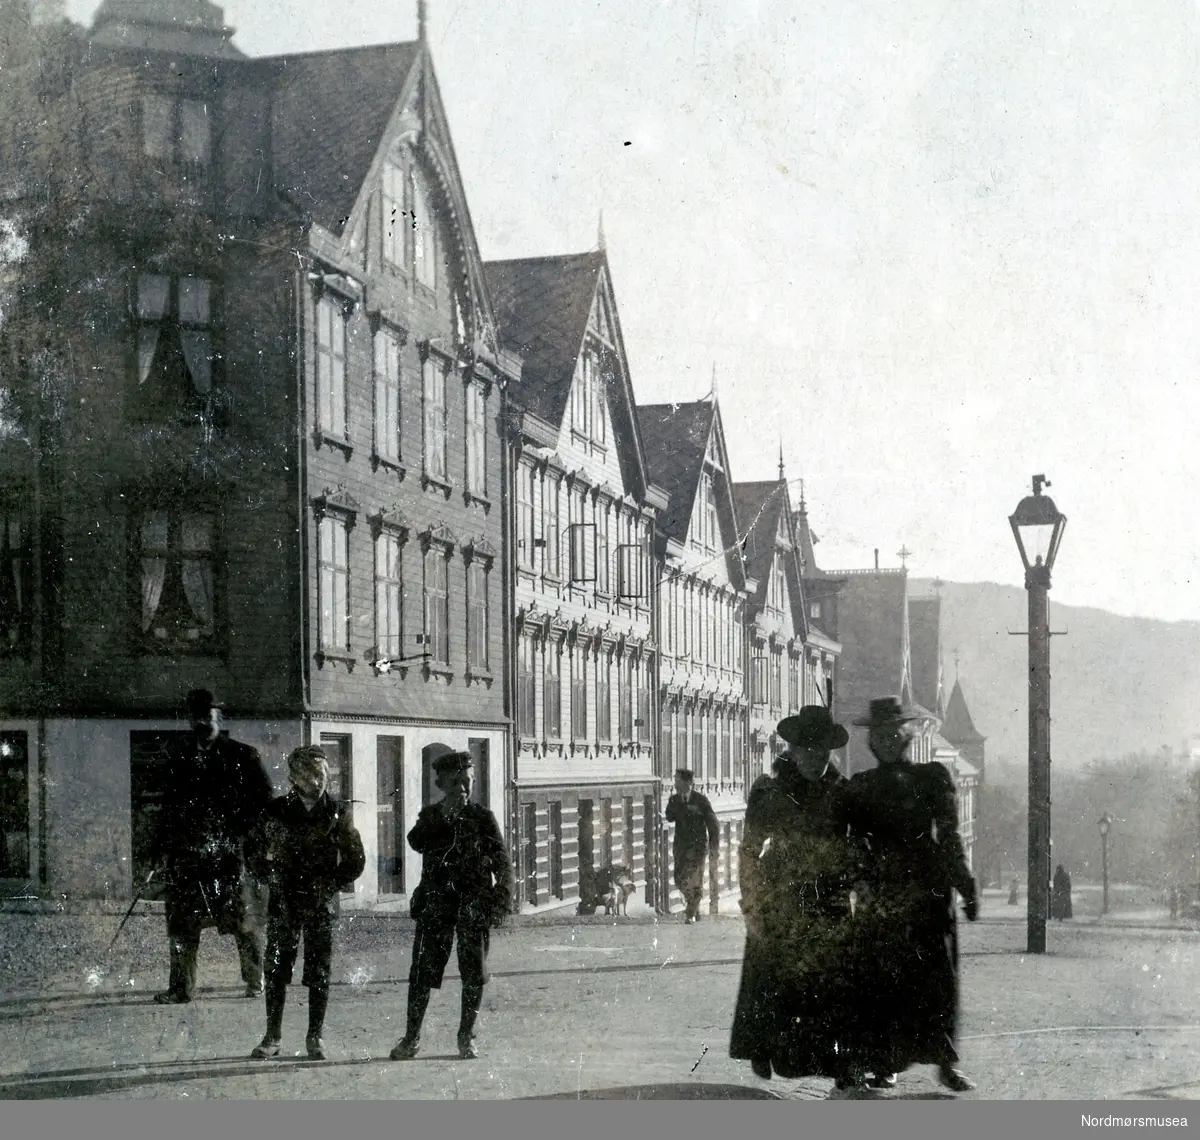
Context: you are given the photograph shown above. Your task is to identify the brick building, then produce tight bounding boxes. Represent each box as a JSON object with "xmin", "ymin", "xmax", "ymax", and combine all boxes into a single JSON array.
[
  {"xmin": 485, "ymin": 249, "xmax": 667, "ymax": 914},
  {"xmin": 0, "ymin": 1, "xmax": 520, "ymax": 905},
  {"xmin": 733, "ymin": 468, "xmax": 841, "ymax": 781},
  {"xmin": 638, "ymin": 398, "xmax": 750, "ymax": 913}
]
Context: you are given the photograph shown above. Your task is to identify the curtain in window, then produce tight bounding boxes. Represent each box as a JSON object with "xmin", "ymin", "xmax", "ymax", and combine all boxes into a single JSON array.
[
  {"xmin": 140, "ymin": 512, "xmax": 168, "ymax": 631},
  {"xmin": 180, "ymin": 513, "xmax": 214, "ymax": 629},
  {"xmin": 180, "ymin": 330, "xmax": 212, "ymax": 394},
  {"xmin": 136, "ymin": 275, "xmax": 169, "ymax": 383}
]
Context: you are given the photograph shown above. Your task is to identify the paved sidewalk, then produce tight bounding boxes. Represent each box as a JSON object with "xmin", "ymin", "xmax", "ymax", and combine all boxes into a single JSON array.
[{"xmin": 2, "ymin": 909, "xmax": 1199, "ymax": 1099}]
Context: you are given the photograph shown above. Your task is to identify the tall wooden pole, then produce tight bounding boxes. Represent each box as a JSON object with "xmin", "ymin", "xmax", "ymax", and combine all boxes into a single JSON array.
[{"xmin": 1027, "ymin": 565, "xmax": 1051, "ymax": 953}]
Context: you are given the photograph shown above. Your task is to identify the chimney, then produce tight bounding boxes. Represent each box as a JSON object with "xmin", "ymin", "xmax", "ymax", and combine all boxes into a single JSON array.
[{"xmin": 874, "ymin": 548, "xmax": 879, "ymax": 570}]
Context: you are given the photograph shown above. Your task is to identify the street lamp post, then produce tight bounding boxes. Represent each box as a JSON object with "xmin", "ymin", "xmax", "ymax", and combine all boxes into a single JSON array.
[
  {"xmin": 1099, "ymin": 813, "xmax": 1112, "ymax": 915},
  {"xmin": 1010, "ymin": 474, "xmax": 1067, "ymax": 954}
]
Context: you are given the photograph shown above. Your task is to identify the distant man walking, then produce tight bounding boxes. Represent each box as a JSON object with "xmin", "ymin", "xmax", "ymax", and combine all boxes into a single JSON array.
[
  {"xmin": 390, "ymin": 752, "xmax": 512, "ymax": 1061},
  {"xmin": 152, "ymin": 689, "xmax": 273, "ymax": 1004},
  {"xmin": 665, "ymin": 768, "xmax": 720, "ymax": 923}
]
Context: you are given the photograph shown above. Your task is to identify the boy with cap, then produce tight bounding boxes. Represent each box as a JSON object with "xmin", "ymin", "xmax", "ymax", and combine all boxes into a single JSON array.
[
  {"xmin": 390, "ymin": 750, "xmax": 511, "ymax": 1061},
  {"xmin": 246, "ymin": 745, "xmax": 365, "ymax": 1061}
]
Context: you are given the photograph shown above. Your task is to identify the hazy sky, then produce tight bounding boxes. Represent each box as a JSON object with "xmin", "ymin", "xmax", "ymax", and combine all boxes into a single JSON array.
[{"xmin": 67, "ymin": 0, "xmax": 1200, "ymax": 621}]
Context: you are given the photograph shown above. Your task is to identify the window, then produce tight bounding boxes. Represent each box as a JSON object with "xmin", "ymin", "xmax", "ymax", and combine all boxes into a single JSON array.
[
  {"xmin": 572, "ymin": 352, "xmax": 589, "ymax": 434},
  {"xmin": 616, "ymin": 541, "xmax": 645, "ymax": 599},
  {"xmin": 595, "ymin": 503, "xmax": 610, "ymax": 593},
  {"xmin": 568, "ymin": 522, "xmax": 596, "ymax": 584},
  {"xmin": 374, "ymin": 531, "xmax": 403, "ymax": 660},
  {"xmin": 619, "ymin": 655, "xmax": 633, "ymax": 743},
  {"xmin": 708, "ymin": 709, "xmax": 718, "ymax": 778},
  {"xmin": 0, "ymin": 499, "xmax": 31, "ymax": 656},
  {"xmin": 517, "ymin": 462, "xmax": 536, "ymax": 570},
  {"xmin": 771, "ymin": 561, "xmax": 786, "ymax": 612},
  {"xmin": 810, "ymin": 601, "xmax": 821, "ymax": 620},
  {"xmin": 592, "ymin": 356, "xmax": 607, "ymax": 445},
  {"xmin": 570, "ymin": 645, "xmax": 588, "ymax": 741},
  {"xmin": 0, "ymin": 732, "xmax": 29, "ymax": 878},
  {"xmin": 423, "ymin": 545, "xmax": 449, "ymax": 665},
  {"xmin": 788, "ymin": 657, "xmax": 800, "ymax": 712},
  {"xmin": 465, "ymin": 380, "xmax": 486, "ymax": 496},
  {"xmin": 320, "ymin": 734, "xmax": 353, "ymax": 804},
  {"xmin": 137, "ymin": 506, "xmax": 217, "ymax": 651},
  {"xmin": 596, "ymin": 654, "xmax": 612, "ymax": 741},
  {"xmin": 317, "ymin": 514, "xmax": 351, "ymax": 654},
  {"xmin": 723, "ymin": 714, "xmax": 733, "ymax": 783},
  {"xmin": 373, "ymin": 328, "xmax": 402, "ymax": 464},
  {"xmin": 411, "ymin": 171, "xmax": 437, "ymax": 290},
  {"xmin": 636, "ymin": 658, "xmax": 651, "ymax": 744},
  {"xmin": 517, "ymin": 637, "xmax": 537, "ymax": 737},
  {"xmin": 662, "ymin": 705, "xmax": 674, "ymax": 768},
  {"xmin": 381, "ymin": 161, "xmax": 407, "ymax": 269},
  {"xmin": 678, "ymin": 709, "xmax": 689, "ymax": 767},
  {"xmin": 751, "ymin": 654, "xmax": 767, "ymax": 705},
  {"xmin": 543, "ymin": 475, "xmax": 560, "ymax": 576},
  {"xmin": 544, "ymin": 646, "xmax": 562, "ymax": 740},
  {"xmin": 468, "ymin": 738, "xmax": 491, "ymax": 809},
  {"xmin": 142, "ymin": 94, "xmax": 210, "ymax": 178},
  {"xmin": 135, "ymin": 273, "xmax": 213, "ymax": 419},
  {"xmin": 316, "ymin": 295, "xmax": 347, "ymax": 440},
  {"xmin": 422, "ymin": 356, "xmax": 447, "ymax": 482},
  {"xmin": 466, "ymin": 560, "xmax": 489, "ymax": 670},
  {"xmin": 549, "ymin": 802, "xmax": 564, "ymax": 900},
  {"xmin": 376, "ymin": 736, "xmax": 404, "ymax": 894},
  {"xmin": 705, "ymin": 476, "xmax": 719, "ymax": 552},
  {"xmin": 770, "ymin": 650, "xmax": 782, "ymax": 712},
  {"xmin": 692, "ymin": 709, "xmax": 703, "ymax": 781}
]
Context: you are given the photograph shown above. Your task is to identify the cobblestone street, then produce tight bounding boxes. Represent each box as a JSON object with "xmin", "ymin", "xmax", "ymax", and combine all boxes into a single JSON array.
[{"xmin": 2, "ymin": 897, "xmax": 1200, "ymax": 1100}]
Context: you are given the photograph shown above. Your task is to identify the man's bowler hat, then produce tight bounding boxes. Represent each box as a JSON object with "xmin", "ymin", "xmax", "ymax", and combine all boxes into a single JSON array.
[
  {"xmin": 432, "ymin": 751, "xmax": 474, "ymax": 776},
  {"xmin": 776, "ymin": 706, "xmax": 849, "ymax": 750},
  {"xmin": 185, "ymin": 688, "xmax": 221, "ymax": 715}
]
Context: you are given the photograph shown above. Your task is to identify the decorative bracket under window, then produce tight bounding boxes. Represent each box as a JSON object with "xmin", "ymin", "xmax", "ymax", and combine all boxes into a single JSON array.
[{"xmin": 366, "ymin": 309, "xmax": 409, "ymax": 343}]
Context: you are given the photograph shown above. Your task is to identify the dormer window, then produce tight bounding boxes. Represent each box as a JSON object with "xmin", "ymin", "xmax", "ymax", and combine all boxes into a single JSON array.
[
  {"xmin": 411, "ymin": 171, "xmax": 437, "ymax": 291},
  {"xmin": 571, "ymin": 347, "xmax": 607, "ymax": 445},
  {"xmin": 141, "ymin": 95, "xmax": 210, "ymax": 181}
]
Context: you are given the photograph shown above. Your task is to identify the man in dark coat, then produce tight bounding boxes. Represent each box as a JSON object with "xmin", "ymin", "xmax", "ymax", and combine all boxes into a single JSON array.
[
  {"xmin": 246, "ymin": 745, "xmax": 365, "ymax": 1061},
  {"xmin": 151, "ymin": 688, "xmax": 274, "ymax": 1004},
  {"xmin": 389, "ymin": 751, "xmax": 512, "ymax": 1062},
  {"xmin": 1051, "ymin": 865, "xmax": 1073, "ymax": 920},
  {"xmin": 731, "ymin": 707, "xmax": 864, "ymax": 1088},
  {"xmin": 839, "ymin": 697, "xmax": 979, "ymax": 1093},
  {"xmin": 665, "ymin": 768, "xmax": 720, "ymax": 923}
]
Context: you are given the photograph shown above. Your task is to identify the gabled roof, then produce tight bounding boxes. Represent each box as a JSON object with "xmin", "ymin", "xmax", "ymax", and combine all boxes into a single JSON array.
[
  {"xmin": 637, "ymin": 401, "xmax": 714, "ymax": 543},
  {"xmin": 732, "ymin": 478, "xmax": 807, "ymax": 638},
  {"xmin": 251, "ymin": 42, "xmax": 422, "ymax": 237},
  {"xmin": 485, "ymin": 252, "xmax": 603, "ymax": 428},
  {"xmin": 485, "ymin": 250, "xmax": 653, "ymax": 499},
  {"xmin": 944, "ymin": 679, "xmax": 986, "ymax": 744}
]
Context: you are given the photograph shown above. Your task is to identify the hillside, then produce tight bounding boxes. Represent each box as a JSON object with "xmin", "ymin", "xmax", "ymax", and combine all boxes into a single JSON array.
[{"xmin": 909, "ymin": 579, "xmax": 1200, "ymax": 773}]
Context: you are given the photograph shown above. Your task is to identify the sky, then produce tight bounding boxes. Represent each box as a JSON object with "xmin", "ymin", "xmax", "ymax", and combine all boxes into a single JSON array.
[{"xmin": 65, "ymin": 0, "xmax": 1200, "ymax": 622}]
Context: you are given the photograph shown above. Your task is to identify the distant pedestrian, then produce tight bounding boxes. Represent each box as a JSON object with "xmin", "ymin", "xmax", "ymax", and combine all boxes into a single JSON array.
[
  {"xmin": 1169, "ymin": 885, "xmax": 1179, "ymax": 920},
  {"xmin": 839, "ymin": 697, "xmax": 979, "ymax": 1094},
  {"xmin": 390, "ymin": 752, "xmax": 512, "ymax": 1061},
  {"xmin": 151, "ymin": 689, "xmax": 273, "ymax": 1004},
  {"xmin": 665, "ymin": 769, "xmax": 720, "ymax": 923},
  {"xmin": 1051, "ymin": 865, "xmax": 1073, "ymax": 920},
  {"xmin": 730, "ymin": 707, "xmax": 864, "ymax": 1089},
  {"xmin": 246, "ymin": 745, "xmax": 365, "ymax": 1061},
  {"xmin": 1008, "ymin": 879, "xmax": 1019, "ymax": 906}
]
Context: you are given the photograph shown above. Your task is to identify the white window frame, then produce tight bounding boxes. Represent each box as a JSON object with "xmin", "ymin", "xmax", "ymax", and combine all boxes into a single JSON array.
[{"xmin": 316, "ymin": 294, "xmax": 348, "ymax": 440}]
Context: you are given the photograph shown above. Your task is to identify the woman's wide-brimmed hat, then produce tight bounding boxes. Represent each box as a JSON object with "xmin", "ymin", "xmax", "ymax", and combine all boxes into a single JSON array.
[
  {"xmin": 776, "ymin": 706, "xmax": 849, "ymax": 751},
  {"xmin": 853, "ymin": 696, "xmax": 919, "ymax": 728}
]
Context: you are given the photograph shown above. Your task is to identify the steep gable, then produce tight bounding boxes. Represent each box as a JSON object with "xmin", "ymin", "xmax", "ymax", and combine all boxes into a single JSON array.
[
  {"xmin": 485, "ymin": 250, "xmax": 653, "ymax": 499},
  {"xmin": 733, "ymin": 478, "xmax": 807, "ymax": 637},
  {"xmin": 944, "ymin": 680, "xmax": 986, "ymax": 745}
]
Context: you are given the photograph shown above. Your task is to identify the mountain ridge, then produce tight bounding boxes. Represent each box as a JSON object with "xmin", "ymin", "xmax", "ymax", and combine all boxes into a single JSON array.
[{"xmin": 907, "ymin": 578, "xmax": 1200, "ymax": 772}]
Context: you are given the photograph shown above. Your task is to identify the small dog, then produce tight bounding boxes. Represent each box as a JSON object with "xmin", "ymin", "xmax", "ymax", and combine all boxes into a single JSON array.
[{"xmin": 599, "ymin": 865, "xmax": 636, "ymax": 917}]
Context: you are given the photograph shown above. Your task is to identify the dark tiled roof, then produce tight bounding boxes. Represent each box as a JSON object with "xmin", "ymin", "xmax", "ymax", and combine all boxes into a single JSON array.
[
  {"xmin": 484, "ymin": 253, "xmax": 604, "ymax": 428},
  {"xmin": 254, "ymin": 42, "xmax": 421, "ymax": 236},
  {"xmin": 637, "ymin": 401, "xmax": 714, "ymax": 543},
  {"xmin": 732, "ymin": 480, "xmax": 783, "ymax": 600},
  {"xmin": 944, "ymin": 679, "xmax": 986, "ymax": 744}
]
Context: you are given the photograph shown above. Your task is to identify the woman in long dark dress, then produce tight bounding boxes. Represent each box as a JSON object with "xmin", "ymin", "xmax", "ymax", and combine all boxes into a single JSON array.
[
  {"xmin": 730, "ymin": 706, "xmax": 864, "ymax": 1088},
  {"xmin": 1051, "ymin": 865, "xmax": 1073, "ymax": 919}
]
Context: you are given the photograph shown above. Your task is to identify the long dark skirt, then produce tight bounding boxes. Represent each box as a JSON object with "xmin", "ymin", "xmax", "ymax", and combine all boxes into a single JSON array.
[
  {"xmin": 849, "ymin": 890, "xmax": 960, "ymax": 1071},
  {"xmin": 730, "ymin": 912, "xmax": 863, "ymax": 1079}
]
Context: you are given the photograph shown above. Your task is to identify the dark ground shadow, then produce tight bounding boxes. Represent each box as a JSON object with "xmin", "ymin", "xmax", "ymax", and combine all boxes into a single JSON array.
[{"xmin": 529, "ymin": 1082, "xmax": 783, "ymax": 1100}]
